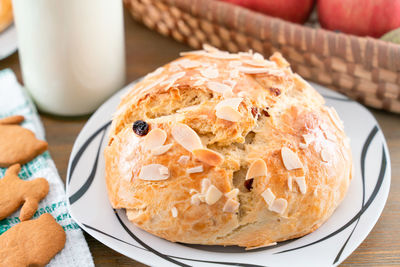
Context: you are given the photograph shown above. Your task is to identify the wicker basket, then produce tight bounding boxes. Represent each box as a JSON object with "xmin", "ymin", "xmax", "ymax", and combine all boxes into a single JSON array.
[{"xmin": 125, "ymin": 0, "xmax": 400, "ymax": 113}]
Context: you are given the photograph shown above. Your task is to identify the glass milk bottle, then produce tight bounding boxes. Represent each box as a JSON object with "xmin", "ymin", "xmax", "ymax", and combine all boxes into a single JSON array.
[{"xmin": 12, "ymin": 0, "xmax": 126, "ymax": 116}]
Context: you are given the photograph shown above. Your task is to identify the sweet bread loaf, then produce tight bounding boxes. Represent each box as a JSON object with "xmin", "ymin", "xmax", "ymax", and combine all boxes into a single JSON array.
[{"xmin": 104, "ymin": 45, "xmax": 352, "ymax": 249}]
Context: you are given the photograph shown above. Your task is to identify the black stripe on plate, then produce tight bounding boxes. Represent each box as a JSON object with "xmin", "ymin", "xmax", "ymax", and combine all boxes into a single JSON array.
[
  {"xmin": 82, "ymin": 223, "xmax": 146, "ymax": 251},
  {"xmin": 333, "ymin": 126, "xmax": 378, "ymax": 264},
  {"xmin": 68, "ymin": 121, "xmax": 111, "ymax": 185},
  {"xmin": 115, "ymin": 211, "xmax": 191, "ymax": 267},
  {"xmin": 69, "ymin": 124, "xmax": 109, "ymax": 205},
  {"xmin": 114, "ymin": 211, "xmax": 266, "ymax": 267},
  {"xmin": 84, "ymin": 220, "xmax": 266, "ymax": 267},
  {"xmin": 321, "ymin": 94, "xmax": 354, "ymax": 102}
]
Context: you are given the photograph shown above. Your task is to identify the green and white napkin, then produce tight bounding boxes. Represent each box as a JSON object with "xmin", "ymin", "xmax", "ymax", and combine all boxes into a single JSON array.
[{"xmin": 0, "ymin": 69, "xmax": 94, "ymax": 267}]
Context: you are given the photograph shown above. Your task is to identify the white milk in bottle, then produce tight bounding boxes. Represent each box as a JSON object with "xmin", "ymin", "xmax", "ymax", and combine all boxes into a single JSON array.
[{"xmin": 12, "ymin": 0, "xmax": 126, "ymax": 115}]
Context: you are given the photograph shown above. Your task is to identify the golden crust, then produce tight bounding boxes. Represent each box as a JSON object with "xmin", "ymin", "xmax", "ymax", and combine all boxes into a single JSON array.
[{"xmin": 105, "ymin": 47, "xmax": 352, "ymax": 248}]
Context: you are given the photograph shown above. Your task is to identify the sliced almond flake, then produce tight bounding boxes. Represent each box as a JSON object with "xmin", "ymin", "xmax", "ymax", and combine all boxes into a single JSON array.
[
  {"xmin": 200, "ymin": 67, "xmax": 219, "ymax": 79},
  {"xmin": 225, "ymin": 188, "xmax": 239, "ymax": 199},
  {"xmin": 178, "ymin": 59, "xmax": 202, "ymax": 69},
  {"xmin": 141, "ymin": 75, "xmax": 167, "ymax": 93},
  {"xmin": 178, "ymin": 155, "xmax": 190, "ymax": 165},
  {"xmin": 295, "ymin": 176, "xmax": 307, "ymax": 194},
  {"xmin": 159, "ymin": 166, "xmax": 169, "ymax": 176},
  {"xmin": 215, "ymin": 98, "xmax": 243, "ymax": 111},
  {"xmin": 202, "ymin": 44, "xmax": 219, "ymax": 53},
  {"xmin": 138, "ymin": 164, "xmax": 169, "ymax": 181},
  {"xmin": 143, "ymin": 128, "xmax": 167, "ymax": 151},
  {"xmin": 216, "ymin": 106, "xmax": 242, "ymax": 122},
  {"xmin": 242, "ymin": 59, "xmax": 271, "ymax": 67},
  {"xmin": 189, "ymin": 189, "xmax": 198, "ymax": 194},
  {"xmin": 145, "ymin": 67, "xmax": 164, "ymax": 79},
  {"xmin": 327, "ymin": 107, "xmax": 344, "ymax": 130},
  {"xmin": 223, "ymin": 198, "xmax": 240, "ymax": 213},
  {"xmin": 171, "ymin": 206, "xmax": 178, "ymax": 217},
  {"xmin": 176, "ymin": 104, "xmax": 200, "ymax": 113},
  {"xmin": 288, "ymin": 176, "xmax": 293, "ymax": 191},
  {"xmin": 228, "ymin": 61, "xmax": 242, "ymax": 68},
  {"xmin": 253, "ymin": 52, "xmax": 264, "ymax": 61},
  {"xmin": 205, "ymin": 185, "xmax": 223, "ymax": 205},
  {"xmin": 261, "ymin": 188, "xmax": 275, "ymax": 206},
  {"xmin": 238, "ymin": 66, "xmax": 269, "ymax": 74},
  {"xmin": 193, "ymin": 148, "xmax": 224, "ymax": 166},
  {"xmin": 191, "ymin": 194, "xmax": 201, "ymax": 205},
  {"xmin": 230, "ymin": 69, "xmax": 240, "ymax": 79},
  {"xmin": 223, "ymin": 89, "xmax": 234, "ymax": 98},
  {"xmin": 151, "ymin": 144, "xmax": 173, "ymax": 155},
  {"xmin": 205, "ymin": 52, "xmax": 240, "ymax": 59},
  {"xmin": 269, "ymin": 198, "xmax": 288, "ymax": 215},
  {"xmin": 267, "ymin": 69, "xmax": 287, "ymax": 77},
  {"xmin": 245, "ymin": 242, "xmax": 277, "ymax": 251},
  {"xmin": 207, "ymin": 81, "xmax": 232, "ymax": 94},
  {"xmin": 168, "ymin": 71, "xmax": 186, "ymax": 81},
  {"xmin": 320, "ymin": 147, "xmax": 332, "ymax": 162},
  {"xmin": 169, "ymin": 64, "xmax": 182, "ymax": 73},
  {"xmin": 281, "ymin": 147, "xmax": 303, "ymax": 170},
  {"xmin": 300, "ymin": 133, "xmax": 314, "ymax": 149},
  {"xmin": 246, "ymin": 159, "xmax": 268, "ymax": 180},
  {"xmin": 171, "ymin": 123, "xmax": 203, "ymax": 152},
  {"xmin": 223, "ymin": 79, "xmax": 237, "ymax": 89},
  {"xmin": 238, "ymin": 51, "xmax": 253, "ymax": 58},
  {"xmin": 187, "ymin": 165, "xmax": 204, "ymax": 174},
  {"xmin": 160, "ymin": 71, "xmax": 186, "ymax": 90},
  {"xmin": 161, "ymin": 80, "xmax": 177, "ymax": 91},
  {"xmin": 201, "ymin": 178, "xmax": 211, "ymax": 194}
]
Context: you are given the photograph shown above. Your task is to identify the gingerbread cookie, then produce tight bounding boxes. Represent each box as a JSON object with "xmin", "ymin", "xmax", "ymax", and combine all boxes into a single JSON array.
[
  {"xmin": 0, "ymin": 0, "xmax": 13, "ymax": 33},
  {"xmin": 0, "ymin": 115, "xmax": 48, "ymax": 167},
  {"xmin": 0, "ymin": 115, "xmax": 24, "ymax": 125},
  {"xmin": 0, "ymin": 164, "xmax": 49, "ymax": 221},
  {"xmin": 0, "ymin": 213, "xmax": 66, "ymax": 266}
]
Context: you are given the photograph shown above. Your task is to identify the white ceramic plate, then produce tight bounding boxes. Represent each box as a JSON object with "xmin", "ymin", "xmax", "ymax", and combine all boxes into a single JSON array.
[
  {"xmin": 0, "ymin": 24, "xmax": 17, "ymax": 60},
  {"xmin": 66, "ymin": 80, "xmax": 391, "ymax": 267}
]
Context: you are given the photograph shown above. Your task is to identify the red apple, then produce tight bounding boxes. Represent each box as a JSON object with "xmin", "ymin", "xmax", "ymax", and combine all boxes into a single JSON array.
[
  {"xmin": 318, "ymin": 0, "xmax": 400, "ymax": 38},
  {"xmin": 220, "ymin": 0, "xmax": 316, "ymax": 24}
]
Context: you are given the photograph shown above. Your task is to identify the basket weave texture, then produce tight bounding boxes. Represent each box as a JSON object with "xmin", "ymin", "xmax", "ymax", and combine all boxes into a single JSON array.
[{"xmin": 125, "ymin": 0, "xmax": 400, "ymax": 113}]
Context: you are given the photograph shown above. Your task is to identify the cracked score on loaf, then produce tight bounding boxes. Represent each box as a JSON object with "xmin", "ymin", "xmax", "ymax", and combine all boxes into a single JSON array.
[{"xmin": 104, "ymin": 45, "xmax": 352, "ymax": 249}]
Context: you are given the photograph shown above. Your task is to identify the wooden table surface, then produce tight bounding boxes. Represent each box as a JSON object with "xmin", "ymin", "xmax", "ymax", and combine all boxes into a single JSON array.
[{"xmin": 1, "ymin": 10, "xmax": 399, "ymax": 267}]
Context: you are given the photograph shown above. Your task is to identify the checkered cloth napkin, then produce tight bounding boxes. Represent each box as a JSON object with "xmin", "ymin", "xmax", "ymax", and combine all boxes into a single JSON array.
[{"xmin": 0, "ymin": 69, "xmax": 94, "ymax": 266}]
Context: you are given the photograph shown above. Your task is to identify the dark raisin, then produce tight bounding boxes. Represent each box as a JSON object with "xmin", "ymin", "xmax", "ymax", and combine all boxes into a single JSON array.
[
  {"xmin": 244, "ymin": 178, "xmax": 254, "ymax": 191},
  {"xmin": 132, "ymin": 120, "xmax": 149, "ymax": 136},
  {"xmin": 269, "ymin": 87, "xmax": 281, "ymax": 96},
  {"xmin": 251, "ymin": 107, "xmax": 259, "ymax": 118},
  {"xmin": 262, "ymin": 109, "xmax": 270, "ymax": 117}
]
